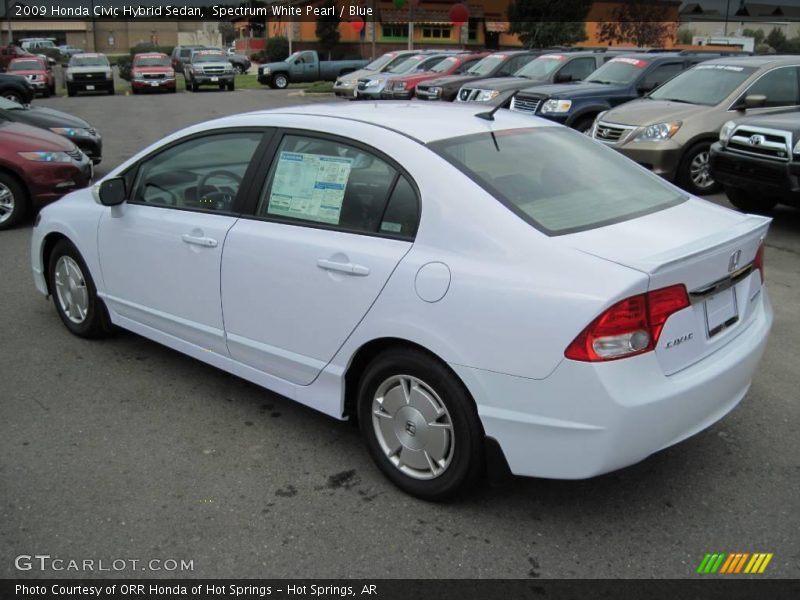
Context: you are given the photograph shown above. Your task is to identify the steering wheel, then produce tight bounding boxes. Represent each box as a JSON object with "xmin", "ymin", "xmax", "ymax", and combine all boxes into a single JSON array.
[{"xmin": 197, "ymin": 169, "xmax": 243, "ymax": 210}]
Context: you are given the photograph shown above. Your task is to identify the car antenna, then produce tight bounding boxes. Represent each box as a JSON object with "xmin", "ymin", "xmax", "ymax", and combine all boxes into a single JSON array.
[{"xmin": 475, "ymin": 91, "xmax": 519, "ymax": 121}]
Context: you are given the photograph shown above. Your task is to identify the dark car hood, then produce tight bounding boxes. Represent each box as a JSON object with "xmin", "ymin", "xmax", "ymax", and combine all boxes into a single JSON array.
[
  {"xmin": 517, "ymin": 81, "xmax": 621, "ymax": 98},
  {"xmin": 7, "ymin": 105, "xmax": 91, "ymax": 130},
  {"xmin": 733, "ymin": 109, "xmax": 800, "ymax": 133}
]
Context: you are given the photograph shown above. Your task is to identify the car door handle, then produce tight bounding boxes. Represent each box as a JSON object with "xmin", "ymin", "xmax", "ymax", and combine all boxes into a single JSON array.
[
  {"xmin": 317, "ymin": 259, "xmax": 370, "ymax": 276},
  {"xmin": 181, "ymin": 234, "xmax": 218, "ymax": 248}
]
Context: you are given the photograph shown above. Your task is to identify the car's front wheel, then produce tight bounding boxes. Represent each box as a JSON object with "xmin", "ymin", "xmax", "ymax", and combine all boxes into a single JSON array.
[
  {"xmin": 48, "ymin": 239, "xmax": 112, "ymax": 338},
  {"xmin": 680, "ymin": 143, "xmax": 720, "ymax": 195},
  {"xmin": 2, "ymin": 90, "xmax": 24, "ymax": 103},
  {"xmin": 0, "ymin": 172, "xmax": 27, "ymax": 230},
  {"xmin": 357, "ymin": 348, "xmax": 484, "ymax": 500},
  {"xmin": 272, "ymin": 73, "xmax": 289, "ymax": 89}
]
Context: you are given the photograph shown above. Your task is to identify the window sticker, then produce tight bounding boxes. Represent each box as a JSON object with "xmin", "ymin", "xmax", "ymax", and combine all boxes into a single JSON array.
[
  {"xmin": 380, "ymin": 222, "xmax": 402, "ymax": 233},
  {"xmin": 267, "ymin": 151, "xmax": 353, "ymax": 225},
  {"xmin": 610, "ymin": 57, "xmax": 648, "ymax": 68}
]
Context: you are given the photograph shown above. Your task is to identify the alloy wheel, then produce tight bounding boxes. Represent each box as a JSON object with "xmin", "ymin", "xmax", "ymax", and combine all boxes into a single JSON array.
[
  {"xmin": 0, "ymin": 182, "xmax": 15, "ymax": 225},
  {"xmin": 54, "ymin": 256, "xmax": 89, "ymax": 324},
  {"xmin": 690, "ymin": 150, "xmax": 715, "ymax": 190}
]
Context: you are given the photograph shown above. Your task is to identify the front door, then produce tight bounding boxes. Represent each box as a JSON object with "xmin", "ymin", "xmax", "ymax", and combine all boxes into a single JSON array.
[{"xmin": 98, "ymin": 130, "xmax": 266, "ymax": 357}]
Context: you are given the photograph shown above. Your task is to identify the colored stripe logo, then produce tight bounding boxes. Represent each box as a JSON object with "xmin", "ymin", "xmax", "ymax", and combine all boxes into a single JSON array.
[{"xmin": 697, "ymin": 552, "xmax": 773, "ymax": 574}]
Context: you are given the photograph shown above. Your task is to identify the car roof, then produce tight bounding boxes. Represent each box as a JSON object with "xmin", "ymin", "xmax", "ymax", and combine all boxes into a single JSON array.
[
  {"xmin": 696, "ymin": 54, "xmax": 800, "ymax": 68},
  {"xmin": 221, "ymin": 102, "xmax": 553, "ymax": 144}
]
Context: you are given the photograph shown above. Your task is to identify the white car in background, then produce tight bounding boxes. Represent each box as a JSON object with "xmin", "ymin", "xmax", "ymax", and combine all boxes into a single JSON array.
[{"xmin": 31, "ymin": 104, "xmax": 773, "ymax": 499}]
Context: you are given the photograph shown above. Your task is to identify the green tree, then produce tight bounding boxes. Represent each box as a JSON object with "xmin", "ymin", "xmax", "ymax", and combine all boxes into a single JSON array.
[
  {"xmin": 597, "ymin": 0, "xmax": 678, "ymax": 48},
  {"xmin": 676, "ymin": 27, "xmax": 695, "ymax": 45},
  {"xmin": 265, "ymin": 36, "xmax": 290, "ymax": 62},
  {"xmin": 765, "ymin": 27, "xmax": 788, "ymax": 52},
  {"xmin": 218, "ymin": 21, "xmax": 236, "ymax": 46},
  {"xmin": 742, "ymin": 28, "xmax": 765, "ymax": 46},
  {"xmin": 507, "ymin": 0, "xmax": 591, "ymax": 48},
  {"xmin": 315, "ymin": 0, "xmax": 341, "ymax": 60}
]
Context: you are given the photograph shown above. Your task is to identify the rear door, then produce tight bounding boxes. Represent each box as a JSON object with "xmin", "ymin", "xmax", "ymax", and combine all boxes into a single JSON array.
[{"xmin": 221, "ymin": 131, "xmax": 420, "ymax": 385}]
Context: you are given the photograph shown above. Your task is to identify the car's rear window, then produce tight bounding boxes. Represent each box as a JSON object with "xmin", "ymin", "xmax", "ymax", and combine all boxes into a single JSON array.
[{"xmin": 430, "ymin": 127, "xmax": 685, "ymax": 236}]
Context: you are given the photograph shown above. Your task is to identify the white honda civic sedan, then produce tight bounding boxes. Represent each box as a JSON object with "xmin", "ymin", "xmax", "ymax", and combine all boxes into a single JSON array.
[{"xmin": 31, "ymin": 103, "xmax": 773, "ymax": 499}]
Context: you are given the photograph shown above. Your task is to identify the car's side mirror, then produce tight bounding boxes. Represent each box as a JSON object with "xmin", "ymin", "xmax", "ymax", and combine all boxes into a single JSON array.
[
  {"xmin": 744, "ymin": 94, "xmax": 767, "ymax": 110},
  {"xmin": 97, "ymin": 177, "xmax": 126, "ymax": 206},
  {"xmin": 554, "ymin": 72, "xmax": 573, "ymax": 83}
]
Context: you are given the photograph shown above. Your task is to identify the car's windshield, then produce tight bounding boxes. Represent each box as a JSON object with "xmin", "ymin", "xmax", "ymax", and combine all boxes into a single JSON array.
[
  {"xmin": 70, "ymin": 55, "xmax": 109, "ymax": 67},
  {"xmin": 365, "ymin": 53, "xmax": 397, "ymax": 71},
  {"xmin": 0, "ymin": 97, "xmax": 24, "ymax": 110},
  {"xmin": 431, "ymin": 57, "xmax": 459, "ymax": 74},
  {"xmin": 586, "ymin": 58, "xmax": 649, "ymax": 84},
  {"xmin": 431, "ymin": 127, "xmax": 684, "ymax": 235},
  {"xmin": 193, "ymin": 52, "xmax": 226, "ymax": 63},
  {"xmin": 467, "ymin": 55, "xmax": 505, "ymax": 76},
  {"xmin": 8, "ymin": 60, "xmax": 41, "ymax": 71},
  {"xmin": 516, "ymin": 55, "xmax": 568, "ymax": 80},
  {"xmin": 388, "ymin": 55, "xmax": 429, "ymax": 74},
  {"xmin": 649, "ymin": 64, "xmax": 757, "ymax": 106},
  {"xmin": 134, "ymin": 56, "xmax": 171, "ymax": 67}
]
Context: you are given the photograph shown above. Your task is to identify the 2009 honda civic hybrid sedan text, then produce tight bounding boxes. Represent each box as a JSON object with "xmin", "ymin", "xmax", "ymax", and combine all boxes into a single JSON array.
[{"xmin": 31, "ymin": 103, "xmax": 773, "ymax": 500}]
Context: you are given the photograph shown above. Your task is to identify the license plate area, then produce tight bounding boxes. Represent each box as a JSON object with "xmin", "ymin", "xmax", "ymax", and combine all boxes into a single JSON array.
[
  {"xmin": 210, "ymin": 77, "xmax": 219, "ymax": 82},
  {"xmin": 704, "ymin": 288, "xmax": 739, "ymax": 337},
  {"xmin": 86, "ymin": 84, "xmax": 95, "ymax": 90}
]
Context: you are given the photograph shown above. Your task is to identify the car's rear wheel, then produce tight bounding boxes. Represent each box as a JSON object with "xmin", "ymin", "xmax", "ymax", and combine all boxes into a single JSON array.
[
  {"xmin": 48, "ymin": 239, "xmax": 112, "ymax": 338},
  {"xmin": 272, "ymin": 73, "xmax": 289, "ymax": 89},
  {"xmin": 357, "ymin": 348, "xmax": 484, "ymax": 500},
  {"xmin": 724, "ymin": 186, "xmax": 778, "ymax": 214},
  {"xmin": 235, "ymin": 64, "xmax": 246, "ymax": 75},
  {"xmin": 0, "ymin": 172, "xmax": 27, "ymax": 230},
  {"xmin": 679, "ymin": 143, "xmax": 720, "ymax": 195}
]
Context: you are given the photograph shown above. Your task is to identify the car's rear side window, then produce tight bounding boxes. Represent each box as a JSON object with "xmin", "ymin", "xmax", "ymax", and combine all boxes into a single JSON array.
[{"xmin": 431, "ymin": 127, "xmax": 685, "ymax": 236}]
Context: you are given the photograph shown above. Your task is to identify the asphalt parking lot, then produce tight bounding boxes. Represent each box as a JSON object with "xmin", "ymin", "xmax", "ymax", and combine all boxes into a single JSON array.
[{"xmin": 1, "ymin": 87, "xmax": 799, "ymax": 579}]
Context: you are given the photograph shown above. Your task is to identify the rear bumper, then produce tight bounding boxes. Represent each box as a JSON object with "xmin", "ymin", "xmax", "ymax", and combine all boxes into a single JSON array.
[
  {"xmin": 710, "ymin": 143, "xmax": 800, "ymax": 197},
  {"xmin": 452, "ymin": 289, "xmax": 772, "ymax": 479}
]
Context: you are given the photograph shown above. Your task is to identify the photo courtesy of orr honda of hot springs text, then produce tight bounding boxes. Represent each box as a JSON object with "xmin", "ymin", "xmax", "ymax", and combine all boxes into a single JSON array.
[{"xmin": 31, "ymin": 103, "xmax": 772, "ymax": 500}]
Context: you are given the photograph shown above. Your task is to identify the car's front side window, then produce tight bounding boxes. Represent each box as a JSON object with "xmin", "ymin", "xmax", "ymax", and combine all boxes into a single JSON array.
[
  {"xmin": 256, "ymin": 134, "xmax": 418, "ymax": 238},
  {"xmin": 744, "ymin": 66, "xmax": 800, "ymax": 107},
  {"xmin": 130, "ymin": 131, "xmax": 263, "ymax": 213}
]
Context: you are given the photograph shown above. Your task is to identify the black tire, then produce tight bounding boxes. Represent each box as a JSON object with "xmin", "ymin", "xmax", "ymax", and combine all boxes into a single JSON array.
[
  {"xmin": 0, "ymin": 171, "xmax": 28, "ymax": 231},
  {"xmin": 724, "ymin": 186, "xmax": 778, "ymax": 214},
  {"xmin": 43, "ymin": 86, "xmax": 51, "ymax": 98},
  {"xmin": 357, "ymin": 348, "xmax": 484, "ymax": 501},
  {"xmin": 107, "ymin": 86, "xmax": 115, "ymax": 96},
  {"xmin": 573, "ymin": 116, "xmax": 596, "ymax": 135},
  {"xmin": 679, "ymin": 142, "xmax": 720, "ymax": 195},
  {"xmin": 66, "ymin": 84, "xmax": 76, "ymax": 97},
  {"xmin": 131, "ymin": 87, "xmax": 139, "ymax": 95},
  {"xmin": 3, "ymin": 90, "xmax": 24, "ymax": 103},
  {"xmin": 227, "ymin": 81, "xmax": 235, "ymax": 92},
  {"xmin": 47, "ymin": 239, "xmax": 112, "ymax": 338},
  {"xmin": 272, "ymin": 73, "xmax": 289, "ymax": 89},
  {"xmin": 235, "ymin": 64, "xmax": 246, "ymax": 75},
  {"xmin": 219, "ymin": 83, "xmax": 226, "ymax": 91}
]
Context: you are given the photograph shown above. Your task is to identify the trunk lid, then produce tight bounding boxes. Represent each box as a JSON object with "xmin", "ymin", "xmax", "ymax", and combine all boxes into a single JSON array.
[{"xmin": 558, "ymin": 199, "xmax": 770, "ymax": 375}]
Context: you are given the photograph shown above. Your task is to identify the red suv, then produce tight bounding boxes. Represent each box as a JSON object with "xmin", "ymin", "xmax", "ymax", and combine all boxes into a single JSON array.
[
  {"xmin": 382, "ymin": 52, "xmax": 490, "ymax": 99},
  {"xmin": 0, "ymin": 45, "xmax": 32, "ymax": 71},
  {"xmin": 131, "ymin": 52, "xmax": 176, "ymax": 94},
  {"xmin": 0, "ymin": 120, "xmax": 92, "ymax": 229},
  {"xmin": 6, "ymin": 56, "xmax": 55, "ymax": 97}
]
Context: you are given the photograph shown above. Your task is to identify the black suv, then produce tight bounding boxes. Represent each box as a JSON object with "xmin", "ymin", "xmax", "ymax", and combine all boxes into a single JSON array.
[
  {"xmin": 510, "ymin": 52, "xmax": 728, "ymax": 133},
  {"xmin": 415, "ymin": 50, "xmax": 539, "ymax": 102},
  {"xmin": 711, "ymin": 110, "xmax": 800, "ymax": 214},
  {"xmin": 0, "ymin": 72, "xmax": 35, "ymax": 104},
  {"xmin": 455, "ymin": 49, "xmax": 624, "ymax": 107}
]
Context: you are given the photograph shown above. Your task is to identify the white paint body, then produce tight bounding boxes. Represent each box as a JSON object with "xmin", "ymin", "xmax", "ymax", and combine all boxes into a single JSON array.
[{"xmin": 31, "ymin": 103, "xmax": 773, "ymax": 479}]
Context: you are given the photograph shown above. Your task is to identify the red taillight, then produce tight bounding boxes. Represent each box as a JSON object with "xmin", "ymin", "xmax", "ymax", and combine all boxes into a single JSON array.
[
  {"xmin": 565, "ymin": 284, "xmax": 689, "ymax": 362},
  {"xmin": 752, "ymin": 243, "xmax": 765, "ymax": 283}
]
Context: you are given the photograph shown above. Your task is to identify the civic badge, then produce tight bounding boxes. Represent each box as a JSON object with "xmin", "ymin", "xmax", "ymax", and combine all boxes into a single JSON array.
[{"xmin": 728, "ymin": 249, "xmax": 742, "ymax": 273}]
